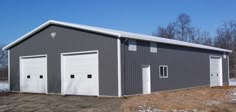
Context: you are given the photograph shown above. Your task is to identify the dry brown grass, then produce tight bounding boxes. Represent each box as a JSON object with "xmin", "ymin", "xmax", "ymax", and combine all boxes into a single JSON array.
[{"xmin": 121, "ymin": 86, "xmax": 236, "ymax": 112}]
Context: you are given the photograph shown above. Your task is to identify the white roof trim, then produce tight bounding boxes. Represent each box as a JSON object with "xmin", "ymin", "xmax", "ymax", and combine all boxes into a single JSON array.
[{"xmin": 3, "ymin": 20, "xmax": 232, "ymax": 52}]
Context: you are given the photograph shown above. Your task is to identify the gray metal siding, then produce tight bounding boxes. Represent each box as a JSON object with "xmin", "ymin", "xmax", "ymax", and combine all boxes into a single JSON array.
[
  {"xmin": 222, "ymin": 54, "xmax": 229, "ymax": 83},
  {"xmin": 121, "ymin": 38, "xmax": 229, "ymax": 95},
  {"xmin": 10, "ymin": 25, "xmax": 118, "ymax": 96}
]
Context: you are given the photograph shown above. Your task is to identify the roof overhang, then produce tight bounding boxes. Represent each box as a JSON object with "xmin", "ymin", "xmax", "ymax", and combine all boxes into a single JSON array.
[{"xmin": 2, "ymin": 20, "xmax": 232, "ymax": 53}]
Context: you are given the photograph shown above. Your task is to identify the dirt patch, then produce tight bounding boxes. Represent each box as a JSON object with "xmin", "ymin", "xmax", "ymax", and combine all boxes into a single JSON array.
[
  {"xmin": 121, "ymin": 86, "xmax": 236, "ymax": 112},
  {"xmin": 0, "ymin": 93, "xmax": 124, "ymax": 112},
  {"xmin": 0, "ymin": 86, "xmax": 236, "ymax": 112}
]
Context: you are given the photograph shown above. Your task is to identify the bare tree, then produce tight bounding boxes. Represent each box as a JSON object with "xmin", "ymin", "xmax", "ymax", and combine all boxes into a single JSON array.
[
  {"xmin": 153, "ymin": 13, "xmax": 235, "ymax": 78},
  {"xmin": 188, "ymin": 27, "xmax": 200, "ymax": 43},
  {"xmin": 153, "ymin": 22, "xmax": 176, "ymax": 39},
  {"xmin": 214, "ymin": 20, "xmax": 236, "ymax": 78},
  {"xmin": 153, "ymin": 13, "xmax": 213, "ymax": 46},
  {"xmin": 193, "ymin": 31, "xmax": 212, "ymax": 46},
  {"xmin": 0, "ymin": 45, "xmax": 7, "ymax": 70},
  {"xmin": 176, "ymin": 13, "xmax": 192, "ymax": 41},
  {"xmin": 199, "ymin": 31, "xmax": 213, "ymax": 46},
  {"xmin": 0, "ymin": 44, "xmax": 8, "ymax": 80}
]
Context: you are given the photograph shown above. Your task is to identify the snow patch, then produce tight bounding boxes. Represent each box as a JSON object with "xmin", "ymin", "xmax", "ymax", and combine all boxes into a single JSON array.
[
  {"xmin": 0, "ymin": 81, "xmax": 9, "ymax": 92},
  {"xmin": 229, "ymin": 79, "xmax": 236, "ymax": 86}
]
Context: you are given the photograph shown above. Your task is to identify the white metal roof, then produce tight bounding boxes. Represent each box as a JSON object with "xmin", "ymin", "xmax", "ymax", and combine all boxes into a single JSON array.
[{"xmin": 3, "ymin": 20, "xmax": 232, "ymax": 52}]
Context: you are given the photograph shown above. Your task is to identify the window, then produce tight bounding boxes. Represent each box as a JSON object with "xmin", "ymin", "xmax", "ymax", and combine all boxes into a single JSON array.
[
  {"xmin": 70, "ymin": 74, "xmax": 75, "ymax": 79},
  {"xmin": 159, "ymin": 65, "xmax": 168, "ymax": 78},
  {"xmin": 87, "ymin": 74, "xmax": 92, "ymax": 79},
  {"xmin": 223, "ymin": 53, "xmax": 227, "ymax": 59},
  {"xmin": 128, "ymin": 40, "xmax": 137, "ymax": 51},
  {"xmin": 27, "ymin": 75, "xmax": 30, "ymax": 79},
  {"xmin": 150, "ymin": 42, "xmax": 157, "ymax": 53},
  {"xmin": 39, "ymin": 75, "xmax": 43, "ymax": 79}
]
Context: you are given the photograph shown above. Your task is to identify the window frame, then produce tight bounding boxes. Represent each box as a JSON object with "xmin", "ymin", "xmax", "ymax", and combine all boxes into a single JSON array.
[
  {"xmin": 128, "ymin": 40, "xmax": 137, "ymax": 51},
  {"xmin": 159, "ymin": 65, "xmax": 168, "ymax": 78},
  {"xmin": 150, "ymin": 42, "xmax": 157, "ymax": 53}
]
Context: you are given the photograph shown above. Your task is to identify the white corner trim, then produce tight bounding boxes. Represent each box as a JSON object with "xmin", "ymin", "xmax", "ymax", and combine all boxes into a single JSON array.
[
  {"xmin": 8, "ymin": 50, "xmax": 10, "ymax": 90},
  {"xmin": 60, "ymin": 53, "xmax": 64, "ymax": 95},
  {"xmin": 117, "ymin": 38, "xmax": 122, "ymax": 97}
]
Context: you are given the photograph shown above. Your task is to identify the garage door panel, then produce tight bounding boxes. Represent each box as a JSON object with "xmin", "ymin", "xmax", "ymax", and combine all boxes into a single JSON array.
[
  {"xmin": 20, "ymin": 56, "xmax": 47, "ymax": 93},
  {"xmin": 62, "ymin": 52, "xmax": 99, "ymax": 96}
]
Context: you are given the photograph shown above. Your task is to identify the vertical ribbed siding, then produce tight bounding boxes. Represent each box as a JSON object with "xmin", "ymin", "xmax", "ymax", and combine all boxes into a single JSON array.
[
  {"xmin": 122, "ymin": 39, "xmax": 158, "ymax": 95},
  {"xmin": 10, "ymin": 25, "xmax": 118, "ymax": 96},
  {"xmin": 121, "ymin": 38, "xmax": 229, "ymax": 95},
  {"xmin": 223, "ymin": 53, "xmax": 229, "ymax": 83}
]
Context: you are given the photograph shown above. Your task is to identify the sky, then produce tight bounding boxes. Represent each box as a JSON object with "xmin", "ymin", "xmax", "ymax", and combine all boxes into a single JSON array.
[{"xmin": 0, "ymin": 0, "xmax": 236, "ymax": 45}]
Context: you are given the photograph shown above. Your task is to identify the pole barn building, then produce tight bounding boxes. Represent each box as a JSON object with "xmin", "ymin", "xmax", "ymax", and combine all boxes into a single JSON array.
[{"xmin": 3, "ymin": 20, "xmax": 232, "ymax": 97}]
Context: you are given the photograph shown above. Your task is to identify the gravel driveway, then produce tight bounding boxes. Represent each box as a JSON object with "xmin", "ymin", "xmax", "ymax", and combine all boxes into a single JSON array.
[{"xmin": 0, "ymin": 93, "xmax": 124, "ymax": 112}]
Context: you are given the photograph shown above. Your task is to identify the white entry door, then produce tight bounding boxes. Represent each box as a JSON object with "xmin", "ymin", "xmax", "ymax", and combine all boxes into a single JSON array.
[
  {"xmin": 62, "ymin": 51, "xmax": 99, "ymax": 96},
  {"xmin": 210, "ymin": 56, "xmax": 222, "ymax": 87},
  {"xmin": 20, "ymin": 55, "xmax": 47, "ymax": 93},
  {"xmin": 142, "ymin": 65, "xmax": 151, "ymax": 94}
]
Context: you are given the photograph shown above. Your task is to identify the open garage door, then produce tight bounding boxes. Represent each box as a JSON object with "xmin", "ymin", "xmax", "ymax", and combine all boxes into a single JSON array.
[
  {"xmin": 20, "ymin": 55, "xmax": 47, "ymax": 93},
  {"xmin": 61, "ymin": 51, "xmax": 99, "ymax": 96},
  {"xmin": 210, "ymin": 56, "xmax": 223, "ymax": 87}
]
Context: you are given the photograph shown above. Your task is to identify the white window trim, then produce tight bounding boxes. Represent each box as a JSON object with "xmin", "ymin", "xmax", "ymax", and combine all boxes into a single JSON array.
[
  {"xmin": 159, "ymin": 65, "xmax": 168, "ymax": 78},
  {"xmin": 150, "ymin": 42, "xmax": 157, "ymax": 53},
  {"xmin": 128, "ymin": 40, "xmax": 137, "ymax": 51}
]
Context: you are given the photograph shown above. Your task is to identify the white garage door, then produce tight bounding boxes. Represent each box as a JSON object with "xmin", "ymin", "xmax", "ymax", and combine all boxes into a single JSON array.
[
  {"xmin": 61, "ymin": 51, "xmax": 99, "ymax": 96},
  {"xmin": 210, "ymin": 56, "xmax": 223, "ymax": 87},
  {"xmin": 20, "ymin": 55, "xmax": 47, "ymax": 93}
]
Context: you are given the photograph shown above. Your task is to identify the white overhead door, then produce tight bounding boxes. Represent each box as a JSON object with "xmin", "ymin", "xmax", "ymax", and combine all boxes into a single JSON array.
[
  {"xmin": 210, "ymin": 56, "xmax": 223, "ymax": 87},
  {"xmin": 62, "ymin": 51, "xmax": 99, "ymax": 96},
  {"xmin": 20, "ymin": 55, "xmax": 47, "ymax": 93}
]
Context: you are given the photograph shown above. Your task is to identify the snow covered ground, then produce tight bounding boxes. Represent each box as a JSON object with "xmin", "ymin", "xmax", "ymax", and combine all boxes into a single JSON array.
[
  {"xmin": 229, "ymin": 79, "xmax": 236, "ymax": 86},
  {"xmin": 0, "ymin": 81, "xmax": 9, "ymax": 92}
]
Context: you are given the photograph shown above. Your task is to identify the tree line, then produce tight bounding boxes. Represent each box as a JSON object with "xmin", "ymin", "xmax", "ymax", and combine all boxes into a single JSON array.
[
  {"xmin": 0, "ymin": 45, "xmax": 8, "ymax": 80},
  {"xmin": 0, "ymin": 45, "xmax": 7, "ymax": 70},
  {"xmin": 153, "ymin": 13, "xmax": 236, "ymax": 78}
]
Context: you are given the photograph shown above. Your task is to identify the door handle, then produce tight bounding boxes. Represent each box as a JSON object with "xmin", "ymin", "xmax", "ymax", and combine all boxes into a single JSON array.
[
  {"xmin": 211, "ymin": 74, "xmax": 213, "ymax": 76},
  {"xmin": 217, "ymin": 74, "xmax": 218, "ymax": 76}
]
